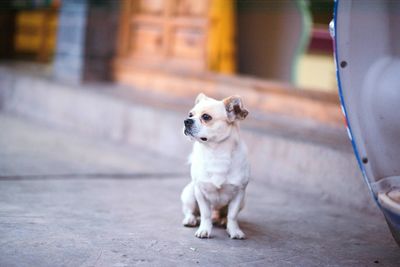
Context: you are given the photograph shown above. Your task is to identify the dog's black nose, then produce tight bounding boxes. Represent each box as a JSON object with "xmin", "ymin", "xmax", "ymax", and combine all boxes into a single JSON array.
[{"xmin": 184, "ymin": 119, "xmax": 194, "ymax": 127}]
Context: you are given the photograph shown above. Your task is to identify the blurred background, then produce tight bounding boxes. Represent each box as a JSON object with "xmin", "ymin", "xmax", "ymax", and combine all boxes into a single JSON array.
[
  {"xmin": 0, "ymin": 0, "xmax": 335, "ymax": 90},
  {"xmin": 1, "ymin": 1, "xmax": 400, "ymax": 266}
]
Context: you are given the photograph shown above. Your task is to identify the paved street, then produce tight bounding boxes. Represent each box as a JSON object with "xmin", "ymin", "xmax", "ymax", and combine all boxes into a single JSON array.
[{"xmin": 0, "ymin": 113, "xmax": 399, "ymax": 266}]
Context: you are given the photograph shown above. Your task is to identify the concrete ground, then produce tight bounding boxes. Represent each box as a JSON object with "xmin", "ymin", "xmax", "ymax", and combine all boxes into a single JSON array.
[{"xmin": 0, "ymin": 113, "xmax": 399, "ymax": 267}]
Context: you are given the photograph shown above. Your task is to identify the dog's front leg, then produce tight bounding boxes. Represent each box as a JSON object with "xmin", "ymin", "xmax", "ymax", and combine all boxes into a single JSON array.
[
  {"xmin": 227, "ymin": 189, "xmax": 245, "ymax": 239},
  {"xmin": 194, "ymin": 185, "xmax": 212, "ymax": 238}
]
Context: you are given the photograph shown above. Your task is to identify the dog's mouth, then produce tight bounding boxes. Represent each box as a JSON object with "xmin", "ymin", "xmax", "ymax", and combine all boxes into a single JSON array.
[
  {"xmin": 184, "ymin": 125, "xmax": 207, "ymax": 142},
  {"xmin": 184, "ymin": 129, "xmax": 207, "ymax": 142},
  {"xmin": 184, "ymin": 128, "xmax": 192, "ymax": 136}
]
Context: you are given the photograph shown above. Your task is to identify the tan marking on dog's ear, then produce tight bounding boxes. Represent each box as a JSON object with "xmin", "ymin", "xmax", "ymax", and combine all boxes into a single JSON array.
[
  {"xmin": 195, "ymin": 93, "xmax": 208, "ymax": 104},
  {"xmin": 223, "ymin": 95, "xmax": 249, "ymax": 122}
]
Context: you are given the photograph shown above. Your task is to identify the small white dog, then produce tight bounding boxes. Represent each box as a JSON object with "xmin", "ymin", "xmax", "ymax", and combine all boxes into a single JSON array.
[{"xmin": 181, "ymin": 93, "xmax": 250, "ymax": 239}]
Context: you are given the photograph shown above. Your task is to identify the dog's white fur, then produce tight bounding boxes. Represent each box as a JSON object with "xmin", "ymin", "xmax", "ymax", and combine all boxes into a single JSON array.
[{"xmin": 181, "ymin": 93, "xmax": 250, "ymax": 239}]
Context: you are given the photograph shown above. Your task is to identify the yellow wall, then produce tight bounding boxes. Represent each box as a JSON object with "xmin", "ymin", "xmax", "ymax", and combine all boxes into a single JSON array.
[
  {"xmin": 297, "ymin": 53, "xmax": 337, "ymax": 92},
  {"xmin": 14, "ymin": 10, "xmax": 58, "ymax": 58}
]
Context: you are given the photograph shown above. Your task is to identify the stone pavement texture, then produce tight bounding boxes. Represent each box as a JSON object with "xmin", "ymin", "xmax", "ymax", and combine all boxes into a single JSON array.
[{"xmin": 0, "ymin": 113, "xmax": 399, "ymax": 267}]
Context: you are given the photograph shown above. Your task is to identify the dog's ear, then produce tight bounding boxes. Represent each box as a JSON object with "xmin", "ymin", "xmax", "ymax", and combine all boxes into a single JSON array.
[
  {"xmin": 223, "ymin": 95, "xmax": 249, "ymax": 122},
  {"xmin": 195, "ymin": 93, "xmax": 209, "ymax": 104}
]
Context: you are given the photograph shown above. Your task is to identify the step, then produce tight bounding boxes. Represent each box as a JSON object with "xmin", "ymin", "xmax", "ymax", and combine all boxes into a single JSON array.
[{"xmin": 0, "ymin": 64, "xmax": 376, "ymax": 213}]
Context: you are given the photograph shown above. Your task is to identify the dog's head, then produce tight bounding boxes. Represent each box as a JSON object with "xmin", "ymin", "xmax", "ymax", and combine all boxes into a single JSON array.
[{"xmin": 183, "ymin": 93, "xmax": 249, "ymax": 143}]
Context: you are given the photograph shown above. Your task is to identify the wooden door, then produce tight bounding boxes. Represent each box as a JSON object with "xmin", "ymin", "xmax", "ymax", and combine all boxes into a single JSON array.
[{"xmin": 116, "ymin": 0, "xmax": 210, "ymax": 71}]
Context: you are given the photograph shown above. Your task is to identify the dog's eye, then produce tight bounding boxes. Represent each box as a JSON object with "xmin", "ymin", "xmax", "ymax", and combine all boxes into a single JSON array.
[
  {"xmin": 188, "ymin": 112, "xmax": 193, "ymax": 118},
  {"xmin": 201, "ymin": 113, "xmax": 212, "ymax": 121}
]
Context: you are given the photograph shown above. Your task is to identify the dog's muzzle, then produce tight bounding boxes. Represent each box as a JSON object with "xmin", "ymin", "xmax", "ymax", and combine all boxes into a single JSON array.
[{"xmin": 184, "ymin": 118, "xmax": 194, "ymax": 136}]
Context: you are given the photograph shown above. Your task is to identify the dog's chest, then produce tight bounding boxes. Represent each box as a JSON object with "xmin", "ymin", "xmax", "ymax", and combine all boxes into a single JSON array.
[
  {"xmin": 198, "ymin": 182, "xmax": 239, "ymax": 208},
  {"xmin": 191, "ymin": 141, "xmax": 249, "ymax": 187}
]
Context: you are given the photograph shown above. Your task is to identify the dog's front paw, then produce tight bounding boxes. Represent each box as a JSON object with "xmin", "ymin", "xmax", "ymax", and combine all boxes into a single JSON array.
[
  {"xmin": 227, "ymin": 226, "xmax": 246, "ymax": 239},
  {"xmin": 195, "ymin": 226, "xmax": 212, "ymax": 238},
  {"xmin": 182, "ymin": 215, "xmax": 198, "ymax": 227}
]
